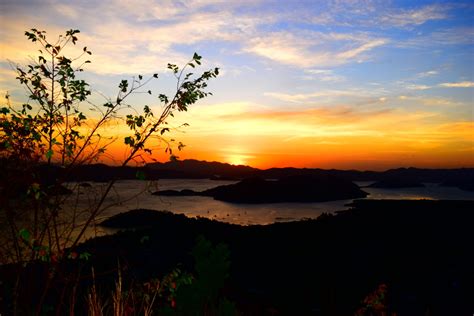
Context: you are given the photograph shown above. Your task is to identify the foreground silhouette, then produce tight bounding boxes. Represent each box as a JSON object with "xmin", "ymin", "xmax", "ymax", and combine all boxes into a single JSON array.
[{"xmin": 3, "ymin": 199, "xmax": 472, "ymax": 315}]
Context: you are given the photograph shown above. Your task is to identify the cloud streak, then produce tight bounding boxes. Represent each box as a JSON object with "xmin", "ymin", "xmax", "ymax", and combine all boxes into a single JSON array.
[
  {"xmin": 244, "ymin": 31, "xmax": 387, "ymax": 68},
  {"xmin": 439, "ymin": 81, "xmax": 474, "ymax": 88},
  {"xmin": 378, "ymin": 4, "xmax": 447, "ymax": 27}
]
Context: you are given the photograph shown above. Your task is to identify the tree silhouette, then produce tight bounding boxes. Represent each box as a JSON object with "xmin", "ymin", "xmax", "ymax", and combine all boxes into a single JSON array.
[{"xmin": 0, "ymin": 28, "xmax": 218, "ymax": 314}]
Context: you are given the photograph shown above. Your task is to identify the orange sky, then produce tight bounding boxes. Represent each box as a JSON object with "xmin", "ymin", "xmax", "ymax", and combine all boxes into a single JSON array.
[{"xmin": 98, "ymin": 101, "xmax": 473, "ymax": 170}]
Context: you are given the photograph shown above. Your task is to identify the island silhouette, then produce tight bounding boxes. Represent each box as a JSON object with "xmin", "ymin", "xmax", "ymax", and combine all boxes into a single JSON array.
[{"xmin": 27, "ymin": 158, "xmax": 474, "ymax": 192}]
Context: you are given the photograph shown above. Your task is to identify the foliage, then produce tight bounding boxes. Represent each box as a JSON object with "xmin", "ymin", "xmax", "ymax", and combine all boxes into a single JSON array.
[
  {"xmin": 85, "ymin": 265, "xmax": 192, "ymax": 316},
  {"xmin": 354, "ymin": 283, "xmax": 397, "ymax": 316},
  {"xmin": 163, "ymin": 235, "xmax": 237, "ymax": 316},
  {"xmin": 82, "ymin": 236, "xmax": 235, "ymax": 316},
  {"xmin": 0, "ymin": 27, "xmax": 218, "ymax": 315}
]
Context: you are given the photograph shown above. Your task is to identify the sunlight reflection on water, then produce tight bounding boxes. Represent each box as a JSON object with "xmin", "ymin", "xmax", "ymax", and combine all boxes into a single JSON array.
[
  {"xmin": 66, "ymin": 179, "xmax": 354, "ymax": 226},
  {"xmin": 62, "ymin": 179, "xmax": 474, "ymax": 241},
  {"xmin": 356, "ymin": 181, "xmax": 474, "ymax": 201}
]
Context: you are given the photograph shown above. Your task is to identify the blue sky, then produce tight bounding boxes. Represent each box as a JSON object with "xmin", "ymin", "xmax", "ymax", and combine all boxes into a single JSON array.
[{"xmin": 0, "ymin": 0, "xmax": 473, "ymax": 169}]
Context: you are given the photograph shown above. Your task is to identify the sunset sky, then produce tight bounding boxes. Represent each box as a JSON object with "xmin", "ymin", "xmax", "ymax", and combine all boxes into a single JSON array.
[{"xmin": 1, "ymin": 0, "xmax": 473, "ymax": 170}]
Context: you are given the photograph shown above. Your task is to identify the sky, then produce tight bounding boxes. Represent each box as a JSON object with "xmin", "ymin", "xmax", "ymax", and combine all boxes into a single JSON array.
[{"xmin": 0, "ymin": 0, "xmax": 473, "ymax": 170}]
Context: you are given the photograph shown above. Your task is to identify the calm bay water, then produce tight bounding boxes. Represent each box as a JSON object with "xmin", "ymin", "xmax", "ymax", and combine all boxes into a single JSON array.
[
  {"xmin": 68, "ymin": 179, "xmax": 474, "ymax": 227},
  {"xmin": 3, "ymin": 179, "xmax": 473, "ymax": 253}
]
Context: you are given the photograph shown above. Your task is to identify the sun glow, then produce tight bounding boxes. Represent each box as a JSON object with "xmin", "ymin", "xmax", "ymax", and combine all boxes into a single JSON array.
[
  {"xmin": 225, "ymin": 154, "xmax": 250, "ymax": 166},
  {"xmin": 224, "ymin": 153, "xmax": 253, "ymax": 166}
]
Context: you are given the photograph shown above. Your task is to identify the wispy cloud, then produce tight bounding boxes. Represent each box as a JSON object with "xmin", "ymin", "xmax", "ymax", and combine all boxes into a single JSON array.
[
  {"xmin": 244, "ymin": 31, "xmax": 386, "ymax": 68},
  {"xmin": 0, "ymin": 67, "xmax": 16, "ymax": 84},
  {"xmin": 3, "ymin": 0, "xmax": 392, "ymax": 74},
  {"xmin": 303, "ymin": 69, "xmax": 345, "ymax": 82},
  {"xmin": 297, "ymin": 2, "xmax": 450, "ymax": 29},
  {"xmin": 439, "ymin": 81, "xmax": 474, "ymax": 88},
  {"xmin": 0, "ymin": 0, "xmax": 458, "ymax": 76},
  {"xmin": 378, "ymin": 4, "xmax": 448, "ymax": 27},
  {"xmin": 0, "ymin": 0, "xmax": 269, "ymax": 75},
  {"xmin": 262, "ymin": 86, "xmax": 395, "ymax": 107},
  {"xmin": 406, "ymin": 84, "xmax": 431, "ymax": 90},
  {"xmin": 264, "ymin": 90, "xmax": 366, "ymax": 103},
  {"xmin": 399, "ymin": 27, "xmax": 474, "ymax": 48},
  {"xmin": 180, "ymin": 102, "xmax": 471, "ymax": 162},
  {"xmin": 416, "ymin": 70, "xmax": 438, "ymax": 78},
  {"xmin": 396, "ymin": 95, "xmax": 465, "ymax": 107},
  {"xmin": 399, "ymin": 76, "xmax": 474, "ymax": 92}
]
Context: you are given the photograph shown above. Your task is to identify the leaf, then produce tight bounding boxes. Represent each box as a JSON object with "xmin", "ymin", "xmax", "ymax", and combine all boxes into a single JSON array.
[
  {"xmin": 140, "ymin": 235, "xmax": 150, "ymax": 244},
  {"xmin": 79, "ymin": 252, "xmax": 92, "ymax": 261},
  {"xmin": 46, "ymin": 149, "xmax": 53, "ymax": 159},
  {"xmin": 136, "ymin": 170, "xmax": 146, "ymax": 180},
  {"xmin": 119, "ymin": 80, "xmax": 128, "ymax": 93},
  {"xmin": 158, "ymin": 94, "xmax": 169, "ymax": 103},
  {"xmin": 124, "ymin": 136, "xmax": 134, "ymax": 146},
  {"xmin": 19, "ymin": 228, "xmax": 31, "ymax": 242},
  {"xmin": 78, "ymin": 112, "xmax": 86, "ymax": 120}
]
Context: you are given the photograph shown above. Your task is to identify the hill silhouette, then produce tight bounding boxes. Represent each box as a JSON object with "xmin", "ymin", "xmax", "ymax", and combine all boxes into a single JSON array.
[{"xmin": 11, "ymin": 158, "xmax": 470, "ymax": 191}]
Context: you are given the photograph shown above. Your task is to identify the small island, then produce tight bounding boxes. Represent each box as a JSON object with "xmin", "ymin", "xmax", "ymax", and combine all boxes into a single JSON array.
[{"xmin": 153, "ymin": 174, "xmax": 368, "ymax": 203}]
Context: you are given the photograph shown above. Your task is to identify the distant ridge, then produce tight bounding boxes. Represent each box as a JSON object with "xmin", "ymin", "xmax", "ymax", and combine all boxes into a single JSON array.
[
  {"xmin": 35, "ymin": 158, "xmax": 473, "ymax": 191},
  {"xmin": 147, "ymin": 159, "xmax": 258, "ymax": 178}
]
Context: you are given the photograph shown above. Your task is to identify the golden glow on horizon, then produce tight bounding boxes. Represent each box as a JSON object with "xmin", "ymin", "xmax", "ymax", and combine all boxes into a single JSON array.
[
  {"xmin": 220, "ymin": 146, "xmax": 255, "ymax": 166},
  {"xmin": 226, "ymin": 154, "xmax": 249, "ymax": 166},
  {"xmin": 94, "ymin": 101, "xmax": 474, "ymax": 170},
  {"xmin": 1, "ymin": 89, "xmax": 472, "ymax": 170}
]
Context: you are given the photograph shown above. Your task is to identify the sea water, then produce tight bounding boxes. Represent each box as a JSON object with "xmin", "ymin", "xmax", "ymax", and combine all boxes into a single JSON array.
[
  {"xmin": 3, "ymin": 179, "xmax": 473, "ymax": 252},
  {"xmin": 66, "ymin": 179, "xmax": 474, "ymax": 227}
]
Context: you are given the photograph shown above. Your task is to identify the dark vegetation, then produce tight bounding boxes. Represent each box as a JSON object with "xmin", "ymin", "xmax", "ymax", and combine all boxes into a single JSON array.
[
  {"xmin": 84, "ymin": 199, "xmax": 474, "ymax": 315},
  {"xmin": 98, "ymin": 199, "xmax": 474, "ymax": 315},
  {"xmin": 3, "ymin": 200, "xmax": 472, "ymax": 315}
]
